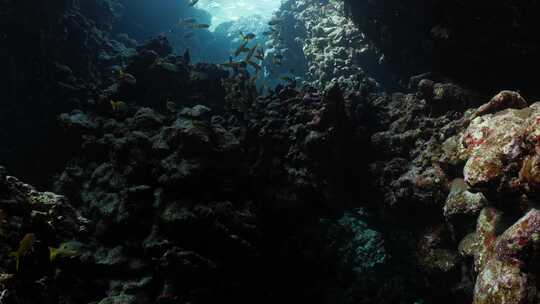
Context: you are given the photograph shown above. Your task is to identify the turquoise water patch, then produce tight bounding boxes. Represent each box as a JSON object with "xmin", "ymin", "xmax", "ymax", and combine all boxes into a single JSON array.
[{"xmin": 196, "ymin": 0, "xmax": 282, "ymax": 29}]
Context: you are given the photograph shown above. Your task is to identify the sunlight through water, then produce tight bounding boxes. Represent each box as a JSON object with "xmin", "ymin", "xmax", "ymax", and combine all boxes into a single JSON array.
[{"xmin": 196, "ymin": 0, "xmax": 282, "ymax": 29}]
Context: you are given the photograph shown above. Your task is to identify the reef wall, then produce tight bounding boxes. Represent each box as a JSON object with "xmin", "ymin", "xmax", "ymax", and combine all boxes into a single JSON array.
[
  {"xmin": 0, "ymin": 35, "xmax": 393, "ymax": 303},
  {"xmin": 0, "ymin": 0, "xmax": 134, "ymax": 187},
  {"xmin": 268, "ymin": 0, "xmax": 540, "ymax": 302},
  {"xmin": 270, "ymin": 0, "xmax": 389, "ymax": 90}
]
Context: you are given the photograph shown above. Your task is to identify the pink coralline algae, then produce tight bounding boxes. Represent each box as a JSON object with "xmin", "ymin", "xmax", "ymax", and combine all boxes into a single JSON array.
[
  {"xmin": 459, "ymin": 101, "xmax": 540, "ymax": 194},
  {"xmin": 473, "ymin": 258, "xmax": 529, "ymax": 304},
  {"xmin": 439, "ymin": 92, "xmax": 540, "ymax": 303}
]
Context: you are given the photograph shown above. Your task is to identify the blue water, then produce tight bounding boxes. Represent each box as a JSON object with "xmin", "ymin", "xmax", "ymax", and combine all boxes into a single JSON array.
[{"xmin": 196, "ymin": 0, "xmax": 282, "ymax": 29}]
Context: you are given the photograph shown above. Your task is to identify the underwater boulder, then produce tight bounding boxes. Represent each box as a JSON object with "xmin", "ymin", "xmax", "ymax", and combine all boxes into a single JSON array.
[
  {"xmin": 443, "ymin": 178, "xmax": 488, "ymax": 235},
  {"xmin": 444, "ymin": 178, "xmax": 487, "ymax": 219},
  {"xmin": 59, "ymin": 110, "xmax": 99, "ymax": 133},
  {"xmin": 136, "ymin": 35, "xmax": 172, "ymax": 57},
  {"xmin": 129, "ymin": 107, "xmax": 164, "ymax": 131},
  {"xmin": 179, "ymin": 105, "xmax": 212, "ymax": 120},
  {"xmin": 472, "ymin": 207, "xmax": 502, "ymax": 272},
  {"xmin": 457, "ymin": 96, "xmax": 540, "ymax": 199},
  {"xmin": 473, "ymin": 258, "xmax": 529, "ymax": 304},
  {"xmin": 417, "ymin": 225, "xmax": 459, "ymax": 275},
  {"xmin": 495, "ymin": 209, "xmax": 540, "ymax": 262}
]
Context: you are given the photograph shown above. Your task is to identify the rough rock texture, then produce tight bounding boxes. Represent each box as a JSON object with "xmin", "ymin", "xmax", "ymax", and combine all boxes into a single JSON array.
[
  {"xmin": 430, "ymin": 92, "xmax": 540, "ymax": 303},
  {"xmin": 0, "ymin": 167, "xmax": 90, "ymax": 303},
  {"xmin": 271, "ymin": 0, "xmax": 387, "ymax": 89},
  {"xmin": 456, "ymin": 98, "xmax": 540, "ymax": 198},
  {"xmin": 0, "ymin": 0, "xmax": 134, "ymax": 187},
  {"xmin": 264, "ymin": 4, "xmax": 499, "ymax": 295},
  {"xmin": 362, "ymin": 74, "xmax": 491, "ymax": 302},
  {"xmin": 473, "ymin": 258, "xmax": 529, "ymax": 304},
  {"xmin": 443, "ymin": 178, "xmax": 487, "ymax": 221},
  {"xmin": 31, "ymin": 38, "xmax": 391, "ymax": 303}
]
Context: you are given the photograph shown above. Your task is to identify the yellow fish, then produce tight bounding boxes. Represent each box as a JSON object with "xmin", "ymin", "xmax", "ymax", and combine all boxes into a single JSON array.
[
  {"xmin": 110, "ymin": 100, "xmax": 126, "ymax": 111},
  {"xmin": 11, "ymin": 233, "xmax": 35, "ymax": 271},
  {"xmin": 268, "ymin": 18, "xmax": 282, "ymax": 26},
  {"xmin": 246, "ymin": 60, "xmax": 262, "ymax": 73},
  {"xmin": 434, "ymin": 87, "xmax": 445, "ymax": 98},
  {"xmin": 189, "ymin": 23, "xmax": 210, "ymax": 29},
  {"xmin": 179, "ymin": 17, "xmax": 197, "ymax": 25},
  {"xmin": 49, "ymin": 243, "xmax": 78, "ymax": 262},
  {"xmin": 240, "ymin": 32, "xmax": 256, "ymax": 41},
  {"xmin": 117, "ymin": 68, "xmax": 137, "ymax": 85},
  {"xmin": 234, "ymin": 40, "xmax": 250, "ymax": 57},
  {"xmin": 244, "ymin": 44, "xmax": 258, "ymax": 62}
]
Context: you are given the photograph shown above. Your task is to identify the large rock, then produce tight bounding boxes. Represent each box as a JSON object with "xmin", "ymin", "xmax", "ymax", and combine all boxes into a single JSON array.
[
  {"xmin": 473, "ymin": 258, "xmax": 529, "ymax": 304},
  {"xmin": 457, "ymin": 96, "xmax": 540, "ymax": 197},
  {"xmin": 438, "ymin": 92, "xmax": 540, "ymax": 303}
]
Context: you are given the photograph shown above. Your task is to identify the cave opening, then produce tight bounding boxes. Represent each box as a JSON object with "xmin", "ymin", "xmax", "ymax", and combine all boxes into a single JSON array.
[{"xmin": 196, "ymin": 0, "xmax": 283, "ymax": 30}]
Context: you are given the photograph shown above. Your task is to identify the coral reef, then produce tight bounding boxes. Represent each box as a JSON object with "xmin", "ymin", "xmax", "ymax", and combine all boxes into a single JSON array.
[
  {"xmin": 372, "ymin": 87, "xmax": 540, "ymax": 303},
  {"xmin": 435, "ymin": 95, "xmax": 540, "ymax": 303},
  {"xmin": 271, "ymin": 0, "xmax": 387, "ymax": 89},
  {"xmin": 3, "ymin": 0, "xmax": 540, "ymax": 304},
  {"xmin": 0, "ymin": 0, "xmax": 133, "ymax": 187},
  {"xmin": 0, "ymin": 166, "xmax": 89, "ymax": 303},
  {"xmin": 4, "ymin": 38, "xmax": 377, "ymax": 303}
]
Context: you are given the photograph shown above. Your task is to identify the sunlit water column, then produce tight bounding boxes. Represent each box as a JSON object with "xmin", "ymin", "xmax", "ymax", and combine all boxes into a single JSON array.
[{"xmin": 196, "ymin": 0, "xmax": 282, "ymax": 30}]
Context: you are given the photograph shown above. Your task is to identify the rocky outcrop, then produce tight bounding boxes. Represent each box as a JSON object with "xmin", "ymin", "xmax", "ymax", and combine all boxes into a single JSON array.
[
  {"xmin": 0, "ymin": 0, "xmax": 134, "ymax": 187},
  {"xmin": 53, "ymin": 55, "xmax": 261, "ymax": 302},
  {"xmin": 365, "ymin": 77, "xmax": 483, "ymax": 302},
  {"xmin": 0, "ymin": 167, "xmax": 89, "ymax": 303},
  {"xmin": 35, "ymin": 36, "xmax": 394, "ymax": 303},
  {"xmin": 378, "ymin": 89, "xmax": 540, "ymax": 303},
  {"xmin": 271, "ymin": 0, "xmax": 385, "ymax": 90},
  {"xmin": 431, "ymin": 94, "xmax": 540, "ymax": 303}
]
